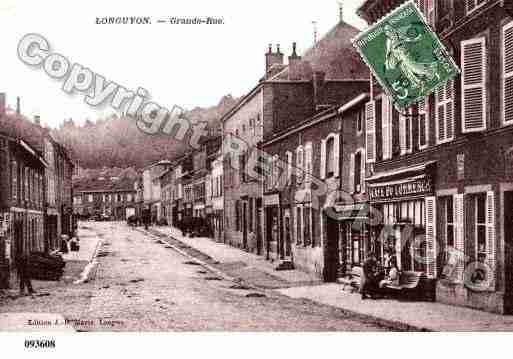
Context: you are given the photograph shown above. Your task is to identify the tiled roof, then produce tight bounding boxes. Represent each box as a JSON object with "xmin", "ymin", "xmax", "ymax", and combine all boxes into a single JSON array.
[
  {"xmin": 273, "ymin": 21, "xmax": 369, "ymax": 81},
  {"xmin": 0, "ymin": 113, "xmax": 45, "ymax": 154},
  {"xmin": 73, "ymin": 175, "xmax": 135, "ymax": 193}
]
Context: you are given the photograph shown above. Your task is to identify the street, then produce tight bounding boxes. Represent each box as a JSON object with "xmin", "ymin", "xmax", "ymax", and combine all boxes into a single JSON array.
[{"xmin": 0, "ymin": 222, "xmax": 398, "ymax": 331}]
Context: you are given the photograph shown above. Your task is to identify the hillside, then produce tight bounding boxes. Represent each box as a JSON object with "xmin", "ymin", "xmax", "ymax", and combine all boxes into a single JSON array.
[{"xmin": 52, "ymin": 95, "xmax": 238, "ymax": 169}]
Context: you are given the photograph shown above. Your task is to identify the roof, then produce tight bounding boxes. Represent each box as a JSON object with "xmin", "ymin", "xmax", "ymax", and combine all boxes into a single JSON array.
[
  {"xmin": 0, "ymin": 113, "xmax": 45, "ymax": 154},
  {"xmin": 273, "ymin": 21, "xmax": 369, "ymax": 81}
]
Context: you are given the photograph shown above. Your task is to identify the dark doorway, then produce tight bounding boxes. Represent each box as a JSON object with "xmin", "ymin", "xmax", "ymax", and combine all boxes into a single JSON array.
[{"xmin": 323, "ymin": 214, "xmax": 340, "ymax": 282}]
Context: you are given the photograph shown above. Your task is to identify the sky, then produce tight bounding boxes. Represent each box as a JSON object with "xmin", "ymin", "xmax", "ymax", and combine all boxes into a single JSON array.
[{"xmin": 0, "ymin": 0, "xmax": 367, "ymax": 128}]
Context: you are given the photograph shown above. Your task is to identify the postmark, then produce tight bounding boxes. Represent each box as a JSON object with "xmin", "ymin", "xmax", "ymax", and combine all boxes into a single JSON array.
[{"xmin": 352, "ymin": 0, "xmax": 459, "ymax": 110}]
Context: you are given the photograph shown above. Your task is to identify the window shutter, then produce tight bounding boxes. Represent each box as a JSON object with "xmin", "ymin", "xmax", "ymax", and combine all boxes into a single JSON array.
[
  {"xmin": 503, "ymin": 21, "xmax": 513, "ymax": 124},
  {"xmin": 454, "ymin": 194, "xmax": 465, "ymax": 282},
  {"xmin": 305, "ymin": 144, "xmax": 312, "ymax": 184},
  {"xmin": 349, "ymin": 153, "xmax": 355, "ymax": 193},
  {"xmin": 286, "ymin": 151, "xmax": 292, "ymax": 184},
  {"xmin": 418, "ymin": 98, "xmax": 428, "ymax": 148},
  {"xmin": 445, "ymin": 80, "xmax": 454, "ymax": 139},
  {"xmin": 365, "ymin": 101, "xmax": 376, "ymax": 163},
  {"xmin": 320, "ymin": 139, "xmax": 326, "ymax": 179},
  {"xmin": 399, "ymin": 112, "xmax": 407, "ymax": 155},
  {"xmin": 461, "ymin": 37, "xmax": 487, "ymax": 132},
  {"xmin": 425, "ymin": 196, "xmax": 437, "ymax": 278},
  {"xmin": 382, "ymin": 98, "xmax": 392, "ymax": 159},
  {"xmin": 486, "ymin": 191, "xmax": 496, "ymax": 288},
  {"xmin": 333, "ymin": 134, "xmax": 340, "ymax": 178},
  {"xmin": 360, "ymin": 149, "xmax": 366, "ymax": 193}
]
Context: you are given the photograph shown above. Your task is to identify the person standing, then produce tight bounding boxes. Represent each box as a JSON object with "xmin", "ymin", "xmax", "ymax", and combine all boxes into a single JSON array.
[
  {"xmin": 15, "ymin": 251, "xmax": 34, "ymax": 296},
  {"xmin": 360, "ymin": 252, "xmax": 378, "ymax": 300}
]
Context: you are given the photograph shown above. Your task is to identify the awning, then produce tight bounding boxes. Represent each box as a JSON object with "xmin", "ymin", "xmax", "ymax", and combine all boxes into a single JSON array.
[{"xmin": 325, "ymin": 202, "xmax": 370, "ymax": 221}]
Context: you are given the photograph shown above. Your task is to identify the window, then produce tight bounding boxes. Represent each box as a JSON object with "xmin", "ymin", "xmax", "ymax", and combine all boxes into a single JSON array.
[
  {"xmin": 354, "ymin": 152, "xmax": 362, "ymax": 193},
  {"xmin": 24, "ymin": 167, "xmax": 29, "ymax": 201},
  {"xmin": 475, "ymin": 194, "xmax": 487, "ymax": 262},
  {"xmin": 461, "ymin": 37, "xmax": 487, "ymax": 132},
  {"xmin": 399, "ymin": 109, "xmax": 413, "ymax": 155},
  {"xmin": 296, "ymin": 146, "xmax": 304, "ymax": 184},
  {"xmin": 382, "ymin": 98, "xmax": 392, "ymax": 159},
  {"xmin": 303, "ymin": 206, "xmax": 311, "ymax": 247},
  {"xmin": 11, "ymin": 161, "xmax": 17, "ymax": 200},
  {"xmin": 417, "ymin": 97, "xmax": 429, "ymax": 149},
  {"xmin": 465, "ymin": 0, "xmax": 488, "ymax": 14},
  {"xmin": 436, "ymin": 80, "xmax": 454, "ymax": 143},
  {"xmin": 296, "ymin": 206, "xmax": 302, "ymax": 245},
  {"xmin": 325, "ymin": 138, "xmax": 334, "ymax": 177},
  {"xmin": 88, "ymin": 194, "xmax": 93, "ymax": 202},
  {"xmin": 356, "ymin": 108, "xmax": 364, "ymax": 134},
  {"xmin": 503, "ymin": 21, "xmax": 513, "ymax": 125},
  {"xmin": 415, "ymin": 0, "xmax": 435, "ymax": 26}
]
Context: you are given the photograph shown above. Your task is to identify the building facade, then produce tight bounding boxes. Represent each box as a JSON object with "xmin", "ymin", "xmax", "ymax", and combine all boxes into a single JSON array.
[
  {"xmin": 358, "ymin": 0, "xmax": 513, "ymax": 313},
  {"xmin": 0, "ymin": 134, "xmax": 46, "ymax": 288}
]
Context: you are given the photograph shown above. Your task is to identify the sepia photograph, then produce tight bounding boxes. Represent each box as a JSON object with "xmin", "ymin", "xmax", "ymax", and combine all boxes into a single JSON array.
[{"xmin": 1, "ymin": 0, "xmax": 513, "ymax": 355}]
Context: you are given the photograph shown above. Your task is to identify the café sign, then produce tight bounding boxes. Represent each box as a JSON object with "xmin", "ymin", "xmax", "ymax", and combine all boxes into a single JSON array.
[{"xmin": 369, "ymin": 176, "xmax": 433, "ymax": 201}]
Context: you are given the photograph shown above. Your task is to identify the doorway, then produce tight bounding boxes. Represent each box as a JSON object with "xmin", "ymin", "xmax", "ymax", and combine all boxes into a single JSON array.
[
  {"xmin": 324, "ymin": 214, "xmax": 340, "ymax": 282},
  {"xmin": 283, "ymin": 209, "xmax": 292, "ymax": 260},
  {"xmin": 242, "ymin": 202, "xmax": 248, "ymax": 250}
]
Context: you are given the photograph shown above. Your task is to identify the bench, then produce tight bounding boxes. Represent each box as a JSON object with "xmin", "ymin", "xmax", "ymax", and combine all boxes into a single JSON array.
[
  {"xmin": 384, "ymin": 271, "xmax": 434, "ymax": 301},
  {"xmin": 338, "ymin": 267, "xmax": 363, "ymax": 292}
]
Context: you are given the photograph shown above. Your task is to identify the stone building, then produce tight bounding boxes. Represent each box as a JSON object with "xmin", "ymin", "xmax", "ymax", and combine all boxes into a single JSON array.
[{"xmin": 358, "ymin": 0, "xmax": 513, "ymax": 313}]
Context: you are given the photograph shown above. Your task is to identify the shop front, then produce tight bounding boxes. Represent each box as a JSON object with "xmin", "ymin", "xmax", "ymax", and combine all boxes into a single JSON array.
[
  {"xmin": 263, "ymin": 192, "xmax": 280, "ymax": 260},
  {"xmin": 366, "ymin": 162, "xmax": 437, "ymax": 280},
  {"xmin": 323, "ymin": 201, "xmax": 371, "ymax": 282}
]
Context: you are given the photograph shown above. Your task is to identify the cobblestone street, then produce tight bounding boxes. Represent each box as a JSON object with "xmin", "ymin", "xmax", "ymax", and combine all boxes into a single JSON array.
[{"xmin": 0, "ymin": 222, "xmax": 402, "ymax": 331}]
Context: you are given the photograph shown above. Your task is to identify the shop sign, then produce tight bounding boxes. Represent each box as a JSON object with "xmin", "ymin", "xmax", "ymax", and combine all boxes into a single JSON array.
[{"xmin": 369, "ymin": 176, "xmax": 433, "ymax": 201}]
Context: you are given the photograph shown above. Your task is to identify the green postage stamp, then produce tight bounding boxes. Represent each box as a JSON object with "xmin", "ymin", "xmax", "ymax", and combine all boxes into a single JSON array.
[{"xmin": 352, "ymin": 0, "xmax": 459, "ymax": 110}]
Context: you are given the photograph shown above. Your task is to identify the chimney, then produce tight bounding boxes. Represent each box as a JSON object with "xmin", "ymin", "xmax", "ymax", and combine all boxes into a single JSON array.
[
  {"xmin": 34, "ymin": 115, "xmax": 41, "ymax": 125},
  {"xmin": 313, "ymin": 71, "xmax": 326, "ymax": 109},
  {"xmin": 265, "ymin": 44, "xmax": 284, "ymax": 74},
  {"xmin": 16, "ymin": 96, "xmax": 20, "ymax": 115},
  {"xmin": 0, "ymin": 93, "xmax": 5, "ymax": 116},
  {"xmin": 288, "ymin": 42, "xmax": 303, "ymax": 80}
]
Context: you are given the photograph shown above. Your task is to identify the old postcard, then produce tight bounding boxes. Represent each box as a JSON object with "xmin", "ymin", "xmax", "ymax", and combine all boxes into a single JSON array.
[{"xmin": 1, "ymin": 0, "xmax": 513, "ymax": 355}]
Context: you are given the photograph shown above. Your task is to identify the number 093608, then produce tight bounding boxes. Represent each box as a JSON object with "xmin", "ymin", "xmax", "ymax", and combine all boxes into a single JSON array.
[{"xmin": 24, "ymin": 339, "xmax": 56, "ymax": 349}]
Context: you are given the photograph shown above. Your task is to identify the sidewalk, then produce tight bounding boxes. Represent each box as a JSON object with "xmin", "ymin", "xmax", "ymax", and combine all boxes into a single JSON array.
[
  {"xmin": 151, "ymin": 226, "xmax": 321, "ymax": 288},
  {"xmin": 152, "ymin": 225, "xmax": 513, "ymax": 331},
  {"xmin": 278, "ymin": 284, "xmax": 513, "ymax": 331}
]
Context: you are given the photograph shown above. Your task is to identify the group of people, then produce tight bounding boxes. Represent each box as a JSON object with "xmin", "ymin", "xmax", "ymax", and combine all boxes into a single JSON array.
[{"xmin": 360, "ymin": 251, "xmax": 400, "ymax": 300}]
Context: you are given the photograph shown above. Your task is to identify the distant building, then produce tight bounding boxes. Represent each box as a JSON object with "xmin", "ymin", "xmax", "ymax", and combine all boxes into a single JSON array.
[{"xmin": 73, "ymin": 172, "xmax": 136, "ymax": 220}]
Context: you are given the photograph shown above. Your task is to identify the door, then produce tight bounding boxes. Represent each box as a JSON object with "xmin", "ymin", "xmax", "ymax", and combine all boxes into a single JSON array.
[
  {"xmin": 283, "ymin": 209, "xmax": 292, "ymax": 259},
  {"xmin": 13, "ymin": 219, "xmax": 23, "ymax": 265},
  {"xmin": 323, "ymin": 214, "xmax": 340, "ymax": 282}
]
